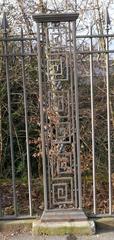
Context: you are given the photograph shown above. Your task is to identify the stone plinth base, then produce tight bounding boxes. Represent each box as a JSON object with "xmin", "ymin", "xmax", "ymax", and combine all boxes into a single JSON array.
[
  {"xmin": 32, "ymin": 219, "xmax": 95, "ymax": 236},
  {"xmin": 32, "ymin": 209, "xmax": 95, "ymax": 235},
  {"xmin": 41, "ymin": 209, "xmax": 87, "ymax": 222}
]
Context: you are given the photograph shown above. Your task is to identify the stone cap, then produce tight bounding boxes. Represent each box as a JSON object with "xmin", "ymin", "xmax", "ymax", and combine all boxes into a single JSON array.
[{"xmin": 33, "ymin": 13, "xmax": 79, "ymax": 23}]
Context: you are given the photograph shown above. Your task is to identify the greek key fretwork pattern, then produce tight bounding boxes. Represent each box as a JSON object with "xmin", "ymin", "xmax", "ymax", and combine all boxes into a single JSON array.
[
  {"xmin": 48, "ymin": 25, "xmax": 69, "ymax": 48},
  {"xmin": 57, "ymin": 153, "xmax": 73, "ymax": 175},
  {"xmin": 47, "ymin": 53, "xmax": 69, "ymax": 82},
  {"xmin": 44, "ymin": 22, "xmax": 77, "ymax": 209},
  {"xmin": 52, "ymin": 178, "xmax": 73, "ymax": 206},
  {"xmin": 48, "ymin": 91, "xmax": 70, "ymax": 117},
  {"xmin": 51, "ymin": 32, "xmax": 63, "ymax": 46},
  {"xmin": 51, "ymin": 153, "xmax": 73, "ymax": 179},
  {"xmin": 51, "ymin": 122, "xmax": 71, "ymax": 144}
]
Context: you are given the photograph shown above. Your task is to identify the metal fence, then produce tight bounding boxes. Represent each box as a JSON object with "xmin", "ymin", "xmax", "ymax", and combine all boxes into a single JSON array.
[
  {"xmin": 1, "ymin": 12, "xmax": 114, "ymax": 220},
  {"xmin": 0, "ymin": 13, "xmax": 38, "ymax": 219}
]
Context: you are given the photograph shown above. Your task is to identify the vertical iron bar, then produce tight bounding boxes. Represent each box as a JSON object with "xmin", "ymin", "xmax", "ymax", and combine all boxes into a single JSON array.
[
  {"xmin": 72, "ymin": 21, "xmax": 82, "ymax": 208},
  {"xmin": 75, "ymin": 0, "xmax": 77, "ymax": 11},
  {"xmin": 4, "ymin": 31, "xmax": 17, "ymax": 215},
  {"xmin": 90, "ymin": 26, "xmax": 96, "ymax": 214},
  {"xmin": 106, "ymin": 26, "xmax": 112, "ymax": 215},
  {"xmin": 37, "ymin": 23, "xmax": 48, "ymax": 210},
  {"xmin": 69, "ymin": 22, "xmax": 78, "ymax": 208},
  {"xmin": 21, "ymin": 29, "xmax": 32, "ymax": 216},
  {"xmin": 45, "ymin": 26, "xmax": 52, "ymax": 209}
]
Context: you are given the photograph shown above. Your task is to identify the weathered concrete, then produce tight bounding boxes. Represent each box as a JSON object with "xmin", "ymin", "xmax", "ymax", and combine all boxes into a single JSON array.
[{"xmin": 32, "ymin": 220, "xmax": 95, "ymax": 236}]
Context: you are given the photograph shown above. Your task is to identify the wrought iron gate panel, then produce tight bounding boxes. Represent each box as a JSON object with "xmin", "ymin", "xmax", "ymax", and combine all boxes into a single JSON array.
[{"xmin": 34, "ymin": 13, "xmax": 81, "ymax": 213}]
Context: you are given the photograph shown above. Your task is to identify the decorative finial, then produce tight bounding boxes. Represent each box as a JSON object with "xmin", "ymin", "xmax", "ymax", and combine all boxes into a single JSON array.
[
  {"xmin": 105, "ymin": 8, "xmax": 111, "ymax": 30},
  {"xmin": 1, "ymin": 12, "xmax": 9, "ymax": 30}
]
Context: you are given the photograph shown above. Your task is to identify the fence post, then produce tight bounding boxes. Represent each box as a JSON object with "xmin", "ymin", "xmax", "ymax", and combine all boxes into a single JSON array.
[
  {"xmin": 33, "ymin": 13, "xmax": 87, "ymax": 222},
  {"xmin": 105, "ymin": 8, "xmax": 112, "ymax": 215},
  {"xmin": 2, "ymin": 12, "xmax": 17, "ymax": 216},
  {"xmin": 20, "ymin": 28, "xmax": 32, "ymax": 216},
  {"xmin": 89, "ymin": 25, "xmax": 96, "ymax": 215}
]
